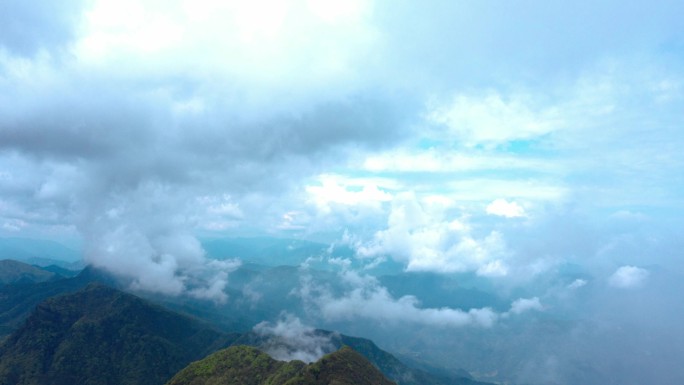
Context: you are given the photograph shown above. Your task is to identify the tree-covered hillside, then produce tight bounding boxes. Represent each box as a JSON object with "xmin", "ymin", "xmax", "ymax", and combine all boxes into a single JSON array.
[
  {"xmin": 165, "ymin": 345, "xmax": 396, "ymax": 385},
  {"xmin": 0, "ymin": 284, "xmax": 237, "ymax": 385}
]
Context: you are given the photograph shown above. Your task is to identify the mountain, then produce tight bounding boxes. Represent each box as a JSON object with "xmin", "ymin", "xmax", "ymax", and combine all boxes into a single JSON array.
[
  {"xmin": 38, "ymin": 264, "xmax": 81, "ymax": 278},
  {"xmin": 201, "ymin": 237, "xmax": 333, "ymax": 266},
  {"xmin": 0, "ymin": 259, "xmax": 60, "ymax": 285},
  {"xmin": 0, "ymin": 237, "xmax": 81, "ymax": 266},
  {"xmin": 132, "ymin": 263, "xmax": 494, "ymax": 385},
  {"xmin": 0, "ymin": 265, "xmax": 118, "ymax": 337},
  {"xmin": 0, "ymin": 284, "xmax": 238, "ymax": 385},
  {"xmin": 165, "ymin": 345, "xmax": 396, "ymax": 385},
  {"xmin": 332, "ymin": 334, "xmax": 490, "ymax": 385},
  {"xmin": 378, "ymin": 272, "xmax": 508, "ymax": 311},
  {"xmin": 233, "ymin": 330, "xmax": 491, "ymax": 385},
  {"xmin": 0, "ymin": 272, "xmax": 494, "ymax": 385}
]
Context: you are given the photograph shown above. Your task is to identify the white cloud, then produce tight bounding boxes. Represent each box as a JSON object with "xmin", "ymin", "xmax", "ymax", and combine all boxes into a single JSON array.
[
  {"xmin": 306, "ymin": 174, "xmax": 393, "ymax": 214},
  {"xmin": 253, "ymin": 313, "xmax": 335, "ymax": 363},
  {"xmin": 477, "ymin": 259, "xmax": 509, "ymax": 277},
  {"xmin": 486, "ymin": 198, "xmax": 526, "ymax": 218},
  {"xmin": 196, "ymin": 194, "xmax": 244, "ymax": 231},
  {"xmin": 609, "ymin": 265, "xmax": 649, "ymax": 288},
  {"xmin": 362, "ymin": 148, "xmax": 556, "ymax": 174},
  {"xmin": 298, "ymin": 269, "xmax": 498, "ymax": 328},
  {"xmin": 74, "ymin": 0, "xmax": 377, "ymax": 98},
  {"xmin": 447, "ymin": 179, "xmax": 566, "ymax": 202},
  {"xmin": 297, "ymin": 269, "xmax": 546, "ymax": 329},
  {"xmin": 568, "ymin": 278, "xmax": 587, "ymax": 289},
  {"xmin": 506, "ymin": 297, "xmax": 543, "ymax": 315},
  {"xmin": 77, "ymin": 182, "xmax": 242, "ymax": 301},
  {"xmin": 354, "ymin": 193, "xmax": 509, "ymax": 275},
  {"xmin": 277, "ymin": 211, "xmax": 310, "ymax": 230},
  {"xmin": 426, "ymin": 92, "xmax": 562, "ymax": 147}
]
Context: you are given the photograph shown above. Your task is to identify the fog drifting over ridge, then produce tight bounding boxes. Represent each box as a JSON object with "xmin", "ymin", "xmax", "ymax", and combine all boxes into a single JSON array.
[{"xmin": 1, "ymin": 1, "xmax": 684, "ymax": 384}]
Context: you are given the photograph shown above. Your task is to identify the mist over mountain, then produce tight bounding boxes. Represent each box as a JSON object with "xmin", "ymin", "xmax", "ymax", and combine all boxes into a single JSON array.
[
  {"xmin": 0, "ymin": 281, "xmax": 492, "ymax": 385},
  {"xmin": 3, "ymin": 232, "xmax": 683, "ymax": 384},
  {"xmin": 153, "ymin": 240, "xmax": 684, "ymax": 385}
]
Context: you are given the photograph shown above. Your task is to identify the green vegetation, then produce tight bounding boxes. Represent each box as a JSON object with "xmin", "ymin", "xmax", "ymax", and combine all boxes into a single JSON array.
[
  {"xmin": 329, "ymin": 333, "xmax": 489, "ymax": 385},
  {"xmin": 0, "ymin": 265, "xmax": 119, "ymax": 338},
  {"xmin": 0, "ymin": 284, "xmax": 237, "ymax": 385},
  {"xmin": 165, "ymin": 345, "xmax": 396, "ymax": 385},
  {"xmin": 0, "ymin": 260, "xmax": 59, "ymax": 285},
  {"xmin": 0, "ymin": 271, "xmax": 493, "ymax": 385}
]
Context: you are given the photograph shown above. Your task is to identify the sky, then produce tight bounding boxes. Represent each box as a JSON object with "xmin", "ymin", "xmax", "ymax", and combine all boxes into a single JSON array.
[{"xmin": 1, "ymin": 0, "xmax": 684, "ymax": 303}]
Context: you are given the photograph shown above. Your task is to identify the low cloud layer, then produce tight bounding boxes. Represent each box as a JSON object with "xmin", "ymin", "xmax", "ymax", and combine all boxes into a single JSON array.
[{"xmin": 297, "ymin": 267, "xmax": 542, "ymax": 329}]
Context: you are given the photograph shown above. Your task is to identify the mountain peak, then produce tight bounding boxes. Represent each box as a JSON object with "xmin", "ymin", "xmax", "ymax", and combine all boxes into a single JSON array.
[{"xmin": 165, "ymin": 344, "xmax": 396, "ymax": 385}]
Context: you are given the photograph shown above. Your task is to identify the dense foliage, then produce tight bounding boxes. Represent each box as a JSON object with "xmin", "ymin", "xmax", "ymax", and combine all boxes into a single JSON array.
[
  {"xmin": 0, "ymin": 284, "xmax": 236, "ymax": 385},
  {"xmin": 166, "ymin": 345, "xmax": 396, "ymax": 385}
]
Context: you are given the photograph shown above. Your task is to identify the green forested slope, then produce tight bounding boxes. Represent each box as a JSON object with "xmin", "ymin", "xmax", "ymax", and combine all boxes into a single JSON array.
[
  {"xmin": 0, "ymin": 284, "xmax": 237, "ymax": 385},
  {"xmin": 165, "ymin": 345, "xmax": 396, "ymax": 385}
]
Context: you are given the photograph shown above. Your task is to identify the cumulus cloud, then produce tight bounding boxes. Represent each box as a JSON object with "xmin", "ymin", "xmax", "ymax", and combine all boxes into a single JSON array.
[
  {"xmin": 0, "ymin": 0, "xmax": 412, "ymax": 296},
  {"xmin": 609, "ymin": 265, "xmax": 649, "ymax": 288},
  {"xmin": 297, "ymin": 268, "xmax": 542, "ymax": 329},
  {"xmin": 353, "ymin": 193, "xmax": 509, "ymax": 276},
  {"xmin": 486, "ymin": 199, "xmax": 526, "ymax": 218},
  {"xmin": 506, "ymin": 297, "xmax": 543, "ymax": 316},
  {"xmin": 322, "ymin": 275, "xmax": 497, "ymax": 327},
  {"xmin": 67, "ymin": 177, "xmax": 244, "ymax": 301},
  {"xmin": 306, "ymin": 174, "xmax": 393, "ymax": 214},
  {"xmin": 253, "ymin": 313, "xmax": 335, "ymax": 363}
]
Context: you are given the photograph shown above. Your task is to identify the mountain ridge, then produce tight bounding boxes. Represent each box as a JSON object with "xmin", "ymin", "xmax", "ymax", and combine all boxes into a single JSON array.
[
  {"xmin": 0, "ymin": 264, "xmax": 495, "ymax": 385},
  {"xmin": 0, "ymin": 284, "xmax": 237, "ymax": 385},
  {"xmin": 165, "ymin": 344, "xmax": 397, "ymax": 385},
  {"xmin": 0, "ymin": 259, "xmax": 61, "ymax": 285}
]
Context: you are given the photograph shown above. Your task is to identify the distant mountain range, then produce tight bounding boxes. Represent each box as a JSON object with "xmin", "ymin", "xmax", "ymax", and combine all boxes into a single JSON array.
[
  {"xmin": 0, "ymin": 259, "xmax": 62, "ymax": 285},
  {"xmin": 0, "ymin": 238, "xmax": 81, "ymax": 267},
  {"xmin": 0, "ymin": 260, "xmax": 494, "ymax": 385},
  {"xmin": 200, "ymin": 237, "xmax": 405, "ymax": 275}
]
